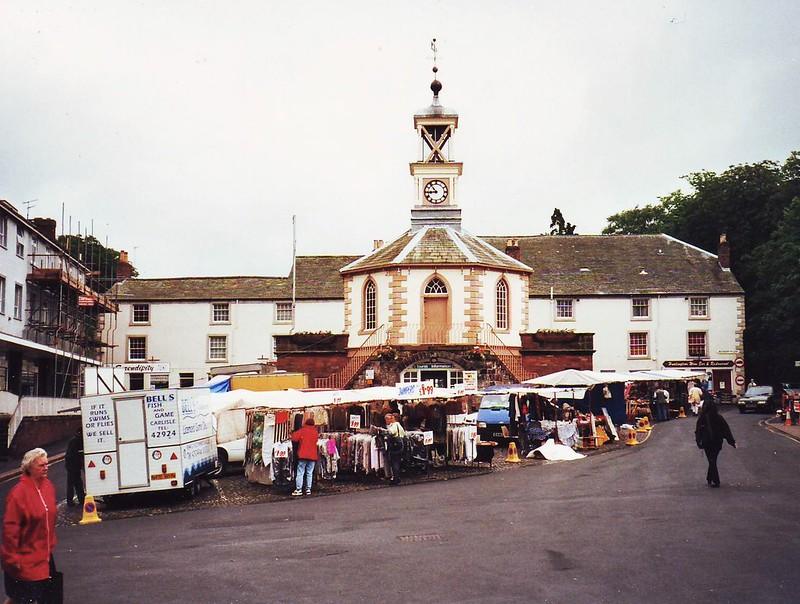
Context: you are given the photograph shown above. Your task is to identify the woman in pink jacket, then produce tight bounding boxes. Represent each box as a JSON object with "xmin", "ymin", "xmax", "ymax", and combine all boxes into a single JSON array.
[{"xmin": 2, "ymin": 448, "xmax": 58, "ymax": 604}]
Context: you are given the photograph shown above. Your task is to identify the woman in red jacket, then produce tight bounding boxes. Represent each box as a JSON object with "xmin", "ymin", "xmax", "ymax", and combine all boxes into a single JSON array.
[
  {"xmin": 291, "ymin": 417, "xmax": 319, "ymax": 496},
  {"xmin": 2, "ymin": 447, "xmax": 58, "ymax": 604}
]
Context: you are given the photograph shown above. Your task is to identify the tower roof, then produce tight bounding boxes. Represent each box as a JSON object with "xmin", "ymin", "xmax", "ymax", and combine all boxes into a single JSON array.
[{"xmin": 340, "ymin": 226, "xmax": 532, "ymax": 275}]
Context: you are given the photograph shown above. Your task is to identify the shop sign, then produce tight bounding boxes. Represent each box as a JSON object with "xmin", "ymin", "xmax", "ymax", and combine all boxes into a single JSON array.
[
  {"xmin": 395, "ymin": 380, "xmax": 435, "ymax": 399},
  {"xmin": 734, "ymin": 358, "xmax": 745, "ymax": 368},
  {"xmin": 417, "ymin": 363, "xmax": 452, "ymax": 370},
  {"xmin": 78, "ymin": 296, "xmax": 95, "ymax": 307},
  {"xmin": 349, "ymin": 415, "xmax": 361, "ymax": 430},
  {"xmin": 662, "ymin": 360, "xmax": 734, "ymax": 369},
  {"xmin": 114, "ymin": 362, "xmax": 171, "ymax": 374},
  {"xmin": 463, "ymin": 371, "xmax": 478, "ymax": 392},
  {"xmin": 735, "ymin": 375, "xmax": 746, "ymax": 386}
]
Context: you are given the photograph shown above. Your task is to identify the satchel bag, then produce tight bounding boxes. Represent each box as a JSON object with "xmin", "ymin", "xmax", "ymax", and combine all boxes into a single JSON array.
[{"xmin": 41, "ymin": 570, "xmax": 64, "ymax": 604}]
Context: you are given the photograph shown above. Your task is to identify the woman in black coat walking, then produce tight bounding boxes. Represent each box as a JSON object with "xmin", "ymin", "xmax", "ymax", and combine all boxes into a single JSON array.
[{"xmin": 695, "ymin": 398, "xmax": 736, "ymax": 487}]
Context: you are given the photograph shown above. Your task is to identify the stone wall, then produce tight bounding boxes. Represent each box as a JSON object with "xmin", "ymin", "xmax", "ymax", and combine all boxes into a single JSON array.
[{"xmin": 10, "ymin": 416, "xmax": 81, "ymax": 456}]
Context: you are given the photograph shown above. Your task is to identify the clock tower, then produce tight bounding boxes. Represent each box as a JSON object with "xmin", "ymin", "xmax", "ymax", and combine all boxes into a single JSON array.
[{"xmin": 410, "ymin": 41, "xmax": 463, "ymax": 231}]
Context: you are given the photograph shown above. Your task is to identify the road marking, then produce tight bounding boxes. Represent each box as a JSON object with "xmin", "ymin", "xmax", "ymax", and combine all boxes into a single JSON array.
[{"xmin": 0, "ymin": 453, "xmax": 65, "ymax": 485}]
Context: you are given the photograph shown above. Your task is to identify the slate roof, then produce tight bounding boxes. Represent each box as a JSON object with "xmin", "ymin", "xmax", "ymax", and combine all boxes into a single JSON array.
[
  {"xmin": 481, "ymin": 234, "xmax": 744, "ymax": 296},
  {"xmin": 290, "ymin": 255, "xmax": 361, "ymax": 299},
  {"xmin": 341, "ymin": 226, "xmax": 532, "ymax": 274},
  {"xmin": 112, "ymin": 255, "xmax": 360, "ymax": 302},
  {"xmin": 112, "ymin": 276, "xmax": 291, "ymax": 301}
]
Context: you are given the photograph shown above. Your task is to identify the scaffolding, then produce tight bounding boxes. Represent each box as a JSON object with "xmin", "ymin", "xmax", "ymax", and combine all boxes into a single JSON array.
[{"xmin": 24, "ymin": 251, "xmax": 118, "ymax": 397}]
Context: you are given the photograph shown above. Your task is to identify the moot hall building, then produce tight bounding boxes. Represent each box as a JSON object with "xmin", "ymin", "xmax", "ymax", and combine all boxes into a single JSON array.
[{"xmin": 108, "ymin": 65, "xmax": 746, "ymax": 396}]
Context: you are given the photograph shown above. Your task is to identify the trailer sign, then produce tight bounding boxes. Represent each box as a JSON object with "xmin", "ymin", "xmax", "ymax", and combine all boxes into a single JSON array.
[
  {"xmin": 83, "ymin": 398, "xmax": 116, "ymax": 451},
  {"xmin": 145, "ymin": 392, "xmax": 180, "ymax": 447}
]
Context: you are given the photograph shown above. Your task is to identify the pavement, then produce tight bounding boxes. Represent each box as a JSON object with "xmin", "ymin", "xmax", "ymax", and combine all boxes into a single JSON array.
[{"xmin": 765, "ymin": 416, "xmax": 800, "ymax": 442}]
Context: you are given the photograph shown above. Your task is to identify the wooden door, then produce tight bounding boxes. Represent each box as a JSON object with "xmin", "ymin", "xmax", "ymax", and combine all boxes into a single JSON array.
[
  {"xmin": 422, "ymin": 297, "xmax": 448, "ymax": 343},
  {"xmin": 712, "ymin": 370, "xmax": 731, "ymax": 394}
]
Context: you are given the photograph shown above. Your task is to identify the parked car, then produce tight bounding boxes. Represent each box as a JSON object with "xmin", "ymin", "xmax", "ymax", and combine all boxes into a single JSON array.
[{"xmin": 737, "ymin": 385, "xmax": 779, "ymax": 413}]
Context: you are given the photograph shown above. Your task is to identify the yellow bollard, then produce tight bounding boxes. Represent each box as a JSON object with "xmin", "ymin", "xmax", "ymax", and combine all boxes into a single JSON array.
[
  {"xmin": 625, "ymin": 428, "xmax": 639, "ymax": 446},
  {"xmin": 79, "ymin": 495, "xmax": 102, "ymax": 525},
  {"xmin": 505, "ymin": 441, "xmax": 521, "ymax": 463}
]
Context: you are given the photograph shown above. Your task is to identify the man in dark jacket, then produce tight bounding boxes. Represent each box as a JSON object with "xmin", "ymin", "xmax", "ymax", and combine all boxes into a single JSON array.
[
  {"xmin": 695, "ymin": 399, "xmax": 736, "ymax": 487},
  {"xmin": 64, "ymin": 429, "xmax": 85, "ymax": 507}
]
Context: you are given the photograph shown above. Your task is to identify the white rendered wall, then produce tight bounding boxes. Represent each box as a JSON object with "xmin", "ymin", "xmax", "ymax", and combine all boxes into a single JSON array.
[
  {"xmin": 347, "ymin": 271, "xmax": 393, "ymax": 338},
  {"xmin": 107, "ymin": 300, "xmax": 296, "ymax": 387},
  {"xmin": 528, "ymin": 295, "xmax": 740, "ymax": 371},
  {"xmin": 479, "ymin": 270, "xmax": 524, "ymax": 347},
  {"xmin": 294, "ymin": 300, "xmax": 344, "ymax": 332}
]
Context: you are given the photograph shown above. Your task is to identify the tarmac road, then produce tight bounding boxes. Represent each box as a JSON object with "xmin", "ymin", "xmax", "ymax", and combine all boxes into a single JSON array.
[{"xmin": 8, "ymin": 409, "xmax": 800, "ymax": 603}]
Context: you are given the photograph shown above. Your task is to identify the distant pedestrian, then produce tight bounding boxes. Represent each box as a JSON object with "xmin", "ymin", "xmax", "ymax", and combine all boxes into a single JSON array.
[
  {"xmin": 695, "ymin": 399, "xmax": 736, "ymax": 488},
  {"xmin": 688, "ymin": 383, "xmax": 703, "ymax": 416},
  {"xmin": 65, "ymin": 428, "xmax": 85, "ymax": 507},
  {"xmin": 2, "ymin": 448, "xmax": 59, "ymax": 604},
  {"xmin": 290, "ymin": 417, "xmax": 319, "ymax": 496}
]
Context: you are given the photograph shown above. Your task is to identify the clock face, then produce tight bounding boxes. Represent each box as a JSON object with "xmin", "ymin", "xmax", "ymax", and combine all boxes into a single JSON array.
[{"xmin": 423, "ymin": 179, "xmax": 448, "ymax": 204}]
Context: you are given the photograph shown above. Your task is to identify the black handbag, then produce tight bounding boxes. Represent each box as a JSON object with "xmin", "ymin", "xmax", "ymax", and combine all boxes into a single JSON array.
[{"xmin": 41, "ymin": 570, "xmax": 63, "ymax": 604}]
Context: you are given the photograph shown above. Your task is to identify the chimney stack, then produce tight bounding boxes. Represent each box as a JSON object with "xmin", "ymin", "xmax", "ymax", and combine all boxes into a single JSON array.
[
  {"xmin": 31, "ymin": 217, "xmax": 57, "ymax": 242},
  {"xmin": 117, "ymin": 250, "xmax": 134, "ymax": 281},
  {"xmin": 505, "ymin": 238, "xmax": 521, "ymax": 261},
  {"xmin": 373, "ymin": 239, "xmax": 384, "ymax": 251},
  {"xmin": 718, "ymin": 233, "xmax": 731, "ymax": 270}
]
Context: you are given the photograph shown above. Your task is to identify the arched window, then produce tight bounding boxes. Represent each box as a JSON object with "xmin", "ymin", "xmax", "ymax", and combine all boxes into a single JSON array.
[
  {"xmin": 496, "ymin": 279, "xmax": 509, "ymax": 330},
  {"xmin": 363, "ymin": 279, "xmax": 377, "ymax": 330},
  {"xmin": 425, "ymin": 277, "xmax": 448, "ymax": 295}
]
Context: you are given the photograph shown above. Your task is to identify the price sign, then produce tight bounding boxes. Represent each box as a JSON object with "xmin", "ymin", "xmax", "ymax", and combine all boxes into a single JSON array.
[
  {"xmin": 275, "ymin": 447, "xmax": 288, "ymax": 459},
  {"xmin": 349, "ymin": 415, "xmax": 361, "ymax": 430},
  {"xmin": 423, "ymin": 431, "xmax": 434, "ymax": 446}
]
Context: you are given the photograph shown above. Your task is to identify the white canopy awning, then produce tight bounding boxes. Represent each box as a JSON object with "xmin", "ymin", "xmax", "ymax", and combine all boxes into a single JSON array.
[{"xmin": 203, "ymin": 384, "xmax": 467, "ymax": 417}]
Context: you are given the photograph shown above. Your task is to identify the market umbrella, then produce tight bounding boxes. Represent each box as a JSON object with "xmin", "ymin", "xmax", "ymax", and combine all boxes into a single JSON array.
[{"xmin": 523, "ymin": 369, "xmax": 607, "ymax": 387}]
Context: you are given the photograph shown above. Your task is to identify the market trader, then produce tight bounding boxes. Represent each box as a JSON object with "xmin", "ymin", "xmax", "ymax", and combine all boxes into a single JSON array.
[{"xmin": 385, "ymin": 413, "xmax": 406, "ymax": 485}]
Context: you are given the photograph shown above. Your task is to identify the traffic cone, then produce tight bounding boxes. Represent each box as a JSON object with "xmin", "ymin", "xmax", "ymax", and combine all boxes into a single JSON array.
[
  {"xmin": 678, "ymin": 407, "xmax": 687, "ymax": 419},
  {"xmin": 505, "ymin": 441, "xmax": 521, "ymax": 463},
  {"xmin": 79, "ymin": 495, "xmax": 102, "ymax": 525},
  {"xmin": 625, "ymin": 428, "xmax": 639, "ymax": 446},
  {"xmin": 785, "ymin": 409, "xmax": 793, "ymax": 427}
]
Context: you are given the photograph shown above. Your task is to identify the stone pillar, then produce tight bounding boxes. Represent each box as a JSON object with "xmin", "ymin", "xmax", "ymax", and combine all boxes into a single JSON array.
[{"xmin": 388, "ymin": 269, "xmax": 407, "ymax": 345}]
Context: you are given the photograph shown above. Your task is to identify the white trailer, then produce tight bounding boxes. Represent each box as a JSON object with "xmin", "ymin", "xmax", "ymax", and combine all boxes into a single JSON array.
[{"xmin": 81, "ymin": 388, "xmax": 218, "ymax": 498}]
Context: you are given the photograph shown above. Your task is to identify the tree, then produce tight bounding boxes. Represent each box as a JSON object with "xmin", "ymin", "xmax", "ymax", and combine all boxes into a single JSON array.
[
  {"xmin": 603, "ymin": 151, "xmax": 800, "ymax": 384},
  {"xmin": 549, "ymin": 208, "xmax": 577, "ymax": 235},
  {"xmin": 57, "ymin": 234, "xmax": 137, "ymax": 292}
]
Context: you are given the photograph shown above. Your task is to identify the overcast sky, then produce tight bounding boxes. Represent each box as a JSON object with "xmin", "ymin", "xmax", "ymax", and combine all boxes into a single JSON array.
[{"xmin": 1, "ymin": 1, "xmax": 798, "ymax": 278}]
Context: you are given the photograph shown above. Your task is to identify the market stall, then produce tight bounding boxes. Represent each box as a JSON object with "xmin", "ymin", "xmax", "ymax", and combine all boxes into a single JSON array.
[{"xmin": 201, "ymin": 383, "xmax": 474, "ymax": 486}]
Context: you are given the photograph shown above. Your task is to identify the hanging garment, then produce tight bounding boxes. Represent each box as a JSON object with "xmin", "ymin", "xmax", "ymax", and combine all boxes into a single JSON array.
[{"xmin": 270, "ymin": 441, "xmax": 294, "ymax": 485}]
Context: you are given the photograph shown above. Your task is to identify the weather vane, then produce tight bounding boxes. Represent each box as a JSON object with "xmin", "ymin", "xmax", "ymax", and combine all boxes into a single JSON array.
[{"xmin": 431, "ymin": 38, "xmax": 438, "ymax": 70}]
